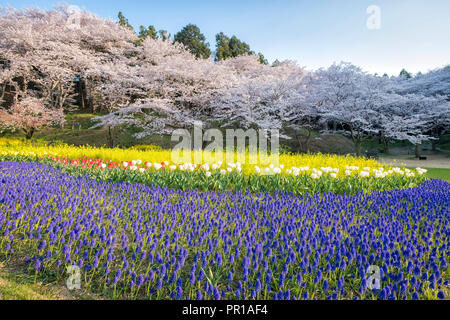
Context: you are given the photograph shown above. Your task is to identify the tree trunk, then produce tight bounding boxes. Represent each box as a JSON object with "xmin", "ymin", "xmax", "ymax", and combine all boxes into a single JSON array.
[
  {"xmin": 0, "ymin": 82, "xmax": 6, "ymax": 103},
  {"xmin": 383, "ymin": 138, "xmax": 389, "ymax": 153},
  {"xmin": 108, "ymin": 126, "xmax": 114, "ymax": 148},
  {"xmin": 415, "ymin": 144, "xmax": 420, "ymax": 158},
  {"xmin": 294, "ymin": 133, "xmax": 302, "ymax": 153},
  {"xmin": 354, "ymin": 140, "xmax": 362, "ymax": 157},
  {"xmin": 431, "ymin": 139, "xmax": 437, "ymax": 152},
  {"xmin": 24, "ymin": 128, "xmax": 34, "ymax": 140},
  {"xmin": 304, "ymin": 129, "xmax": 312, "ymax": 154},
  {"xmin": 79, "ymin": 78, "xmax": 86, "ymax": 110}
]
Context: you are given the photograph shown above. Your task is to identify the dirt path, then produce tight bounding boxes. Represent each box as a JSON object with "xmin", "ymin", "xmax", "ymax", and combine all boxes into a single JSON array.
[{"xmin": 378, "ymin": 154, "xmax": 450, "ymax": 169}]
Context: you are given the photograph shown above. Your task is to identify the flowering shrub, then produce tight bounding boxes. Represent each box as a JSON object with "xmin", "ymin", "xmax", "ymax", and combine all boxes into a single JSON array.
[{"xmin": 0, "ymin": 162, "xmax": 448, "ymax": 300}]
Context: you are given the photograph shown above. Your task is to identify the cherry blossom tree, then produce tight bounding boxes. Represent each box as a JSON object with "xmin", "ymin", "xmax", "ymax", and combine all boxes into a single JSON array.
[
  {"xmin": 0, "ymin": 5, "xmax": 138, "ymax": 112},
  {"xmin": 211, "ymin": 56, "xmax": 306, "ymax": 134},
  {"xmin": 0, "ymin": 97, "xmax": 65, "ymax": 139},
  {"xmin": 283, "ymin": 73, "xmax": 321, "ymax": 152},
  {"xmin": 395, "ymin": 65, "xmax": 450, "ymax": 98},
  {"xmin": 375, "ymin": 92, "xmax": 449, "ymax": 156},
  {"xmin": 308, "ymin": 62, "xmax": 389, "ymax": 156},
  {"xmin": 391, "ymin": 65, "xmax": 450, "ymax": 153}
]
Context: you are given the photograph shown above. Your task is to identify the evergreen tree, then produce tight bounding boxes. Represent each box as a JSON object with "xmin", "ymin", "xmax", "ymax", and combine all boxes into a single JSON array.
[
  {"xmin": 258, "ymin": 53, "xmax": 268, "ymax": 65},
  {"xmin": 215, "ymin": 32, "xmax": 267, "ymax": 64},
  {"xmin": 139, "ymin": 25, "xmax": 158, "ymax": 40},
  {"xmin": 399, "ymin": 68, "xmax": 412, "ymax": 79},
  {"xmin": 174, "ymin": 24, "xmax": 211, "ymax": 59},
  {"xmin": 117, "ymin": 11, "xmax": 134, "ymax": 31},
  {"xmin": 158, "ymin": 30, "xmax": 171, "ymax": 41}
]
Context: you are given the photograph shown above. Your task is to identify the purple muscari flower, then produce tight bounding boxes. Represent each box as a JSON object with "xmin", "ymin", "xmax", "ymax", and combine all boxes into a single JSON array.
[
  {"xmin": 227, "ymin": 271, "xmax": 233, "ymax": 285},
  {"xmin": 189, "ymin": 270, "xmax": 196, "ymax": 285},
  {"xmin": 216, "ymin": 253, "xmax": 222, "ymax": 267},
  {"xmin": 113, "ymin": 269, "xmax": 121, "ymax": 284},
  {"xmin": 255, "ymin": 279, "xmax": 262, "ymax": 293},
  {"xmin": 37, "ymin": 240, "xmax": 46, "ymax": 250},
  {"xmin": 138, "ymin": 274, "xmax": 144, "ymax": 286},
  {"xmin": 338, "ymin": 276, "xmax": 345, "ymax": 290},
  {"xmin": 148, "ymin": 270, "xmax": 154, "ymax": 283},
  {"xmin": 378, "ymin": 288, "xmax": 387, "ymax": 300},
  {"xmin": 437, "ymin": 291, "xmax": 445, "ymax": 300},
  {"xmin": 34, "ymin": 259, "xmax": 41, "ymax": 271},
  {"xmin": 279, "ymin": 273, "xmax": 285, "ymax": 288},
  {"xmin": 284, "ymin": 290, "xmax": 290, "ymax": 300},
  {"xmin": 296, "ymin": 273, "xmax": 303, "ymax": 285},
  {"xmin": 213, "ymin": 286, "xmax": 221, "ymax": 300},
  {"xmin": 314, "ymin": 270, "xmax": 322, "ymax": 284},
  {"xmin": 176, "ymin": 286, "xmax": 183, "ymax": 300},
  {"xmin": 323, "ymin": 279, "xmax": 329, "ymax": 292},
  {"xmin": 156, "ymin": 279, "xmax": 163, "ymax": 291},
  {"xmin": 93, "ymin": 257, "xmax": 99, "ymax": 269},
  {"xmin": 359, "ymin": 278, "xmax": 367, "ymax": 294}
]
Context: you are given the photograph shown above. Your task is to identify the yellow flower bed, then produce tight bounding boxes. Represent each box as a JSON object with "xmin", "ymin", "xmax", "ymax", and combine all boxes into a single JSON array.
[{"xmin": 0, "ymin": 137, "xmax": 387, "ymax": 177}]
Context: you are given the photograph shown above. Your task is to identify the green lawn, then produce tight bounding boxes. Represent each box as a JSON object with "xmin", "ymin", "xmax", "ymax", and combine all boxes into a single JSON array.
[
  {"xmin": 0, "ymin": 272, "xmax": 60, "ymax": 300},
  {"xmin": 0, "ymin": 265, "xmax": 99, "ymax": 300},
  {"xmin": 421, "ymin": 168, "xmax": 450, "ymax": 182}
]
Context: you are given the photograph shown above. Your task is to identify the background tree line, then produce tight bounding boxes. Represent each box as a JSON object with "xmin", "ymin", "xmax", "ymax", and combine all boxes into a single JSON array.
[{"xmin": 0, "ymin": 6, "xmax": 449, "ymax": 157}]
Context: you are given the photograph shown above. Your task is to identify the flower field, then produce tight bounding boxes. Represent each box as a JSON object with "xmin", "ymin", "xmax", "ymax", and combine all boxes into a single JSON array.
[
  {"xmin": 0, "ymin": 161, "xmax": 449, "ymax": 300},
  {"xmin": 0, "ymin": 139, "xmax": 449, "ymax": 300},
  {"xmin": 0, "ymin": 138, "xmax": 429, "ymax": 195}
]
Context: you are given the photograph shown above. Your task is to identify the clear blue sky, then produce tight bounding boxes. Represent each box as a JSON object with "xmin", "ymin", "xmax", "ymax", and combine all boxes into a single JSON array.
[{"xmin": 2, "ymin": 0, "xmax": 450, "ymax": 75}]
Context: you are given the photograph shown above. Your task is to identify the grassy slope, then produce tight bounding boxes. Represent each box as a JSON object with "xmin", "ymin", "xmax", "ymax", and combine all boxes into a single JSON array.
[
  {"xmin": 2, "ymin": 113, "xmax": 358, "ymax": 154},
  {"xmin": 3, "ymin": 113, "xmax": 449, "ymax": 154},
  {"xmin": 1, "ymin": 113, "xmax": 176, "ymax": 149}
]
